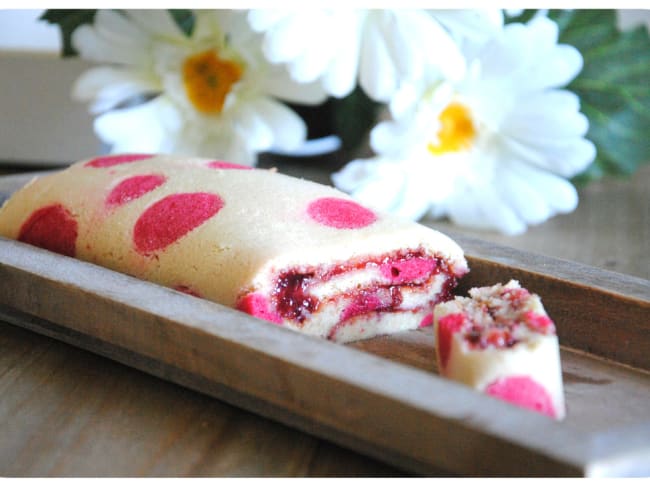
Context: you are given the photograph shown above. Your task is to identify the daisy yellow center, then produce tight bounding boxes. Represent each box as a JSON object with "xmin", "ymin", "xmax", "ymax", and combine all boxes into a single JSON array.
[
  {"xmin": 427, "ymin": 102, "xmax": 476, "ymax": 155},
  {"xmin": 182, "ymin": 50, "xmax": 243, "ymax": 114}
]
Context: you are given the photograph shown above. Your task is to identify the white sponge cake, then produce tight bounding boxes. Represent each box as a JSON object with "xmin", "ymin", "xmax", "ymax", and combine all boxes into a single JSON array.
[
  {"xmin": 0, "ymin": 153, "xmax": 468, "ymax": 343},
  {"xmin": 434, "ymin": 280, "xmax": 565, "ymax": 419}
]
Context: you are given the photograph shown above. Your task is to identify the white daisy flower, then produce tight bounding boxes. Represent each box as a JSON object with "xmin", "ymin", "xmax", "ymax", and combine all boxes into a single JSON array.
[
  {"xmin": 333, "ymin": 16, "xmax": 596, "ymax": 235},
  {"xmin": 248, "ymin": 9, "xmax": 503, "ymax": 101},
  {"xmin": 71, "ymin": 9, "xmax": 327, "ymax": 164}
]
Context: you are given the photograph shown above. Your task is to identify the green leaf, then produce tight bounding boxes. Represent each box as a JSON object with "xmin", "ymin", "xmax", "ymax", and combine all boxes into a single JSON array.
[
  {"xmin": 39, "ymin": 10, "xmax": 97, "ymax": 57},
  {"xmin": 169, "ymin": 9, "xmax": 195, "ymax": 37},
  {"xmin": 507, "ymin": 10, "xmax": 650, "ymax": 184},
  {"xmin": 330, "ymin": 86, "xmax": 382, "ymax": 152},
  {"xmin": 548, "ymin": 9, "xmax": 650, "ymax": 184}
]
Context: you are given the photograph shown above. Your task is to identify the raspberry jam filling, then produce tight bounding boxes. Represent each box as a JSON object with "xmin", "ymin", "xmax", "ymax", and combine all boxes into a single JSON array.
[
  {"xmin": 445, "ymin": 288, "xmax": 556, "ymax": 351},
  {"xmin": 465, "ymin": 323, "xmax": 520, "ymax": 349},
  {"xmin": 271, "ymin": 249, "xmax": 457, "ymax": 325},
  {"xmin": 273, "ymin": 272, "xmax": 318, "ymax": 323}
]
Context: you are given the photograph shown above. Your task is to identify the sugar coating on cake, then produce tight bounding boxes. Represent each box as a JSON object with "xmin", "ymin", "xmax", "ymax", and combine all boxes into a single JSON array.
[
  {"xmin": 0, "ymin": 153, "xmax": 469, "ymax": 343},
  {"xmin": 434, "ymin": 280, "xmax": 565, "ymax": 419}
]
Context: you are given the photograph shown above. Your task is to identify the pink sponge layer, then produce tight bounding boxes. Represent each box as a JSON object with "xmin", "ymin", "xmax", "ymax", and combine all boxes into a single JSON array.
[
  {"xmin": 85, "ymin": 153, "xmax": 153, "ymax": 168},
  {"xmin": 18, "ymin": 204, "xmax": 78, "ymax": 257},
  {"xmin": 380, "ymin": 257, "xmax": 437, "ymax": 284},
  {"xmin": 485, "ymin": 375, "xmax": 557, "ymax": 418},
  {"xmin": 107, "ymin": 174, "xmax": 166, "ymax": 207},
  {"xmin": 133, "ymin": 192, "xmax": 224, "ymax": 255},
  {"xmin": 307, "ymin": 197, "xmax": 377, "ymax": 229},
  {"xmin": 236, "ymin": 293, "xmax": 283, "ymax": 324}
]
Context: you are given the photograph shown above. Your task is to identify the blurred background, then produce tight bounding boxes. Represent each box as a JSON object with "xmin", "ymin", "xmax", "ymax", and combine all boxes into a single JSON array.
[
  {"xmin": 1, "ymin": 8, "xmax": 649, "ymax": 167},
  {"xmin": 0, "ymin": 9, "xmax": 648, "ymax": 280},
  {"xmin": 0, "ymin": 9, "xmax": 99, "ymax": 165}
]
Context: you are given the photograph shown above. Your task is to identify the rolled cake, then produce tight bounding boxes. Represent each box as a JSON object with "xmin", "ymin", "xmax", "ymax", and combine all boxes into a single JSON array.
[
  {"xmin": 0, "ymin": 153, "xmax": 468, "ymax": 343},
  {"xmin": 433, "ymin": 280, "xmax": 565, "ymax": 419}
]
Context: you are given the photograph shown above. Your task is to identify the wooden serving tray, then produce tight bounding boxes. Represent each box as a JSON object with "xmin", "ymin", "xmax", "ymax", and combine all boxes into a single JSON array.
[{"xmin": 0, "ymin": 173, "xmax": 649, "ymax": 476}]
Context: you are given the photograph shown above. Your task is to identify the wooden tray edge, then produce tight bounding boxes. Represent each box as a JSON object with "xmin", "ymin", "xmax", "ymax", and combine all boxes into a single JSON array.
[{"xmin": 2, "ymin": 238, "xmax": 650, "ymax": 476}]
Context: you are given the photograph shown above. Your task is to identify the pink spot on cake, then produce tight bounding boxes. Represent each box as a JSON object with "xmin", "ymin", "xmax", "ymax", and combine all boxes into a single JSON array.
[
  {"xmin": 380, "ymin": 257, "xmax": 437, "ymax": 284},
  {"xmin": 236, "ymin": 293, "xmax": 283, "ymax": 324},
  {"xmin": 307, "ymin": 197, "xmax": 376, "ymax": 229},
  {"xmin": 174, "ymin": 285, "xmax": 203, "ymax": 298},
  {"xmin": 485, "ymin": 375, "xmax": 557, "ymax": 418},
  {"xmin": 85, "ymin": 154, "xmax": 153, "ymax": 168},
  {"xmin": 106, "ymin": 174, "xmax": 167, "ymax": 207},
  {"xmin": 133, "ymin": 192, "xmax": 224, "ymax": 254},
  {"xmin": 419, "ymin": 313, "xmax": 433, "ymax": 328},
  {"xmin": 207, "ymin": 161, "xmax": 253, "ymax": 170},
  {"xmin": 523, "ymin": 310, "xmax": 556, "ymax": 334},
  {"xmin": 436, "ymin": 313, "xmax": 466, "ymax": 370},
  {"xmin": 18, "ymin": 204, "xmax": 78, "ymax": 257}
]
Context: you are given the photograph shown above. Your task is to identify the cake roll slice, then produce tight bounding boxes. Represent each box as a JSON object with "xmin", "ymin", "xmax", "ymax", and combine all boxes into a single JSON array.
[
  {"xmin": 433, "ymin": 280, "xmax": 565, "ymax": 419},
  {"xmin": 0, "ymin": 153, "xmax": 468, "ymax": 343}
]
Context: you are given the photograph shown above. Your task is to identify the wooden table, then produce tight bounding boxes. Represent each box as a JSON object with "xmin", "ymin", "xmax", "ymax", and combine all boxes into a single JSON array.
[{"xmin": 0, "ymin": 162, "xmax": 647, "ymax": 476}]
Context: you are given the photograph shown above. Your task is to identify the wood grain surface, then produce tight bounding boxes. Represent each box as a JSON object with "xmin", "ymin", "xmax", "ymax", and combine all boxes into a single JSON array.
[
  {"xmin": 0, "ymin": 163, "xmax": 648, "ymax": 476},
  {"xmin": 0, "ymin": 234, "xmax": 648, "ymax": 476}
]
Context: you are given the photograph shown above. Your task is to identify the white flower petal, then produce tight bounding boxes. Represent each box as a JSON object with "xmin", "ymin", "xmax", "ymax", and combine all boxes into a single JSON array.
[
  {"xmin": 72, "ymin": 10, "xmax": 155, "ymax": 67},
  {"xmin": 250, "ymin": 98, "xmax": 307, "ymax": 151},
  {"xmin": 331, "ymin": 158, "xmax": 372, "ymax": 193},
  {"xmin": 449, "ymin": 184, "xmax": 528, "ymax": 235},
  {"xmin": 194, "ymin": 130, "xmax": 256, "ymax": 165},
  {"xmin": 94, "ymin": 97, "xmax": 180, "ymax": 153},
  {"xmin": 125, "ymin": 10, "xmax": 186, "ymax": 39},
  {"xmin": 359, "ymin": 14, "xmax": 591, "ymax": 235},
  {"xmin": 526, "ymin": 14, "xmax": 560, "ymax": 51},
  {"xmin": 502, "ymin": 135, "xmax": 596, "ymax": 178},
  {"xmin": 322, "ymin": 49, "xmax": 360, "ymax": 98},
  {"xmin": 370, "ymin": 118, "xmax": 430, "ymax": 157},
  {"xmin": 511, "ymin": 164, "xmax": 579, "ymax": 214},
  {"xmin": 404, "ymin": 10, "xmax": 466, "ymax": 81},
  {"xmin": 503, "ymin": 102, "xmax": 589, "ymax": 147},
  {"xmin": 432, "ymin": 9, "xmax": 504, "ymax": 44},
  {"xmin": 261, "ymin": 67, "xmax": 328, "ymax": 105},
  {"xmin": 396, "ymin": 171, "xmax": 438, "ymax": 221},
  {"xmin": 72, "ymin": 24, "xmax": 147, "ymax": 66},
  {"xmin": 280, "ymin": 11, "xmax": 346, "ymax": 84},
  {"xmin": 194, "ymin": 11, "xmax": 256, "ymax": 55},
  {"xmin": 72, "ymin": 67, "xmax": 159, "ymax": 113},
  {"xmin": 502, "ymin": 17, "xmax": 582, "ymax": 92},
  {"xmin": 381, "ymin": 11, "xmax": 420, "ymax": 81},
  {"xmin": 332, "ymin": 158, "xmax": 407, "ymax": 215},
  {"xmin": 537, "ymin": 138, "xmax": 596, "ymax": 177},
  {"xmin": 475, "ymin": 24, "xmax": 528, "ymax": 81},
  {"xmin": 321, "ymin": 13, "xmax": 363, "ymax": 98},
  {"xmin": 94, "ymin": 10, "xmax": 149, "ymax": 46},
  {"xmin": 258, "ymin": 13, "xmax": 315, "ymax": 64},
  {"xmin": 504, "ymin": 89, "xmax": 586, "ymax": 136},
  {"xmin": 497, "ymin": 166, "xmax": 553, "ymax": 226},
  {"xmin": 359, "ymin": 21, "xmax": 398, "ymax": 102},
  {"xmin": 333, "ymin": 156, "xmax": 435, "ymax": 221},
  {"xmin": 388, "ymin": 83, "xmax": 422, "ymax": 120},
  {"xmin": 524, "ymin": 44, "xmax": 583, "ymax": 92},
  {"xmin": 230, "ymin": 103, "xmax": 275, "ymax": 152},
  {"xmin": 247, "ymin": 9, "xmax": 293, "ymax": 33},
  {"xmin": 288, "ymin": 34, "xmax": 338, "ymax": 83}
]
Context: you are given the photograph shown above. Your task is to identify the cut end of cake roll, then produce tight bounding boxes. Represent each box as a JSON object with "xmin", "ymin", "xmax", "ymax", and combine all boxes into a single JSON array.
[
  {"xmin": 237, "ymin": 246, "xmax": 466, "ymax": 343},
  {"xmin": 0, "ymin": 153, "xmax": 468, "ymax": 344},
  {"xmin": 230, "ymin": 193, "xmax": 469, "ymax": 343},
  {"xmin": 433, "ymin": 280, "xmax": 565, "ymax": 420}
]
